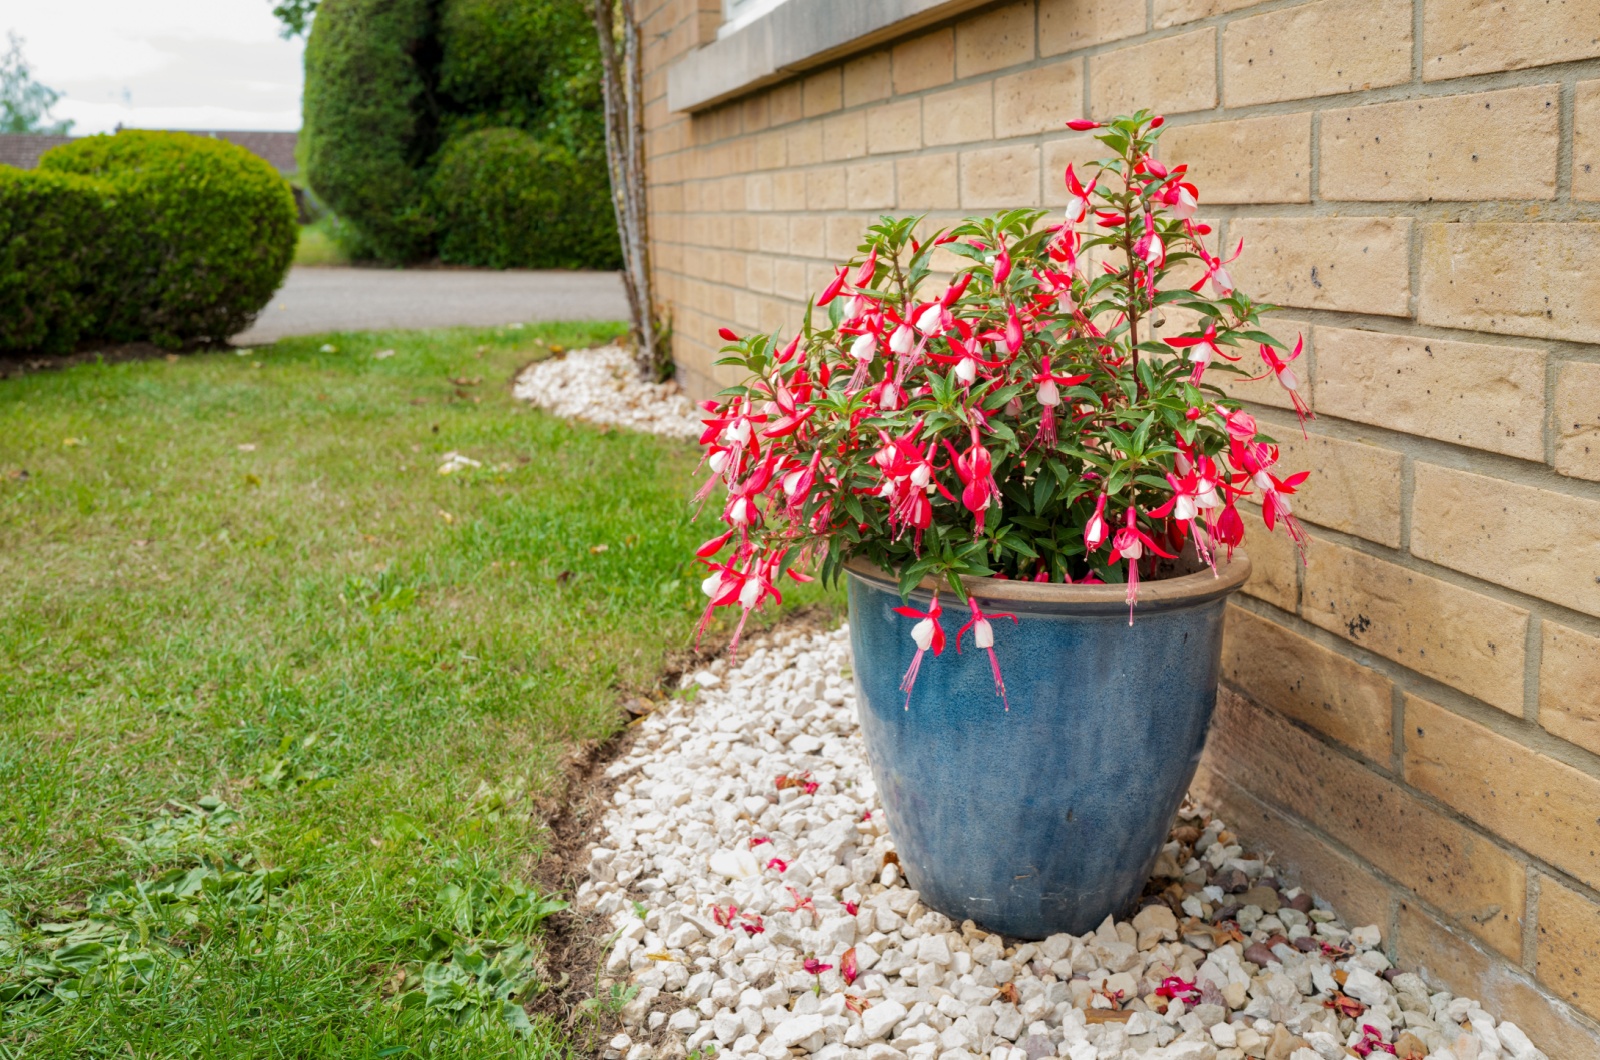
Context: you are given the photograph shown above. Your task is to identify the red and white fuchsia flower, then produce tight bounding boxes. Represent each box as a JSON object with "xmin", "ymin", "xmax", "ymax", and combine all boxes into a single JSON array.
[{"xmin": 693, "ymin": 110, "xmax": 1308, "ymax": 704}]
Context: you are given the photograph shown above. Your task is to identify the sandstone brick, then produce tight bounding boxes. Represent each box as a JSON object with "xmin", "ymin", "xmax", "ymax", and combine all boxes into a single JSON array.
[
  {"xmin": 866, "ymin": 99, "xmax": 921, "ymax": 155},
  {"xmin": 745, "ymin": 173, "xmax": 773, "ymax": 211},
  {"xmin": 802, "ymin": 68, "xmax": 842, "ymax": 118},
  {"xmin": 892, "ymin": 29, "xmax": 954, "ymax": 95},
  {"xmin": 1554, "ymin": 361, "xmax": 1600, "ymax": 482},
  {"xmin": 924, "ymin": 82, "xmax": 994, "ymax": 147},
  {"xmin": 821, "ymin": 111, "xmax": 867, "ymax": 161},
  {"xmin": 1230, "ymin": 217, "xmax": 1411, "ymax": 317},
  {"xmin": 1159, "ymin": 114, "xmax": 1311, "ymax": 204},
  {"xmin": 769, "ymin": 80, "xmax": 803, "ymax": 126},
  {"xmin": 897, "ymin": 152, "xmax": 960, "ymax": 210},
  {"xmin": 1540, "ymin": 621, "xmax": 1600, "ymax": 757},
  {"xmin": 1090, "ymin": 30, "xmax": 1216, "ymax": 119},
  {"xmin": 995, "ymin": 61, "xmax": 1084, "ymax": 140},
  {"xmin": 959, "ymin": 143, "xmax": 1042, "ymax": 209},
  {"xmin": 773, "ymin": 259, "xmax": 807, "ymax": 300},
  {"xmin": 746, "ymin": 253, "xmax": 774, "ymax": 294},
  {"xmin": 847, "ymin": 161, "xmax": 896, "ymax": 210},
  {"xmin": 741, "ymin": 93, "xmax": 769, "ymax": 134},
  {"xmin": 1039, "ymin": 0, "xmax": 1145, "ymax": 56},
  {"xmin": 1423, "ymin": 0, "xmax": 1600, "ymax": 80},
  {"xmin": 1420, "ymin": 223, "xmax": 1600, "ymax": 345},
  {"xmin": 1154, "ymin": 0, "xmax": 1268, "ymax": 28},
  {"xmin": 1192, "ymin": 763, "xmax": 1394, "ymax": 933},
  {"xmin": 1302, "ymin": 541, "xmax": 1529, "ymax": 713},
  {"xmin": 1204, "ymin": 689, "xmax": 1526, "ymax": 956},
  {"xmin": 1223, "ymin": 0, "xmax": 1411, "ymax": 107},
  {"xmin": 1320, "ymin": 85, "xmax": 1560, "ymax": 202},
  {"xmin": 842, "ymin": 50, "xmax": 891, "ymax": 108},
  {"xmin": 1577, "ymin": 80, "xmax": 1600, "ymax": 201},
  {"xmin": 1222, "ymin": 606, "xmax": 1394, "ymax": 762},
  {"xmin": 1042, "ymin": 134, "xmax": 1111, "ymax": 206},
  {"xmin": 1411, "ymin": 463, "xmax": 1600, "ymax": 619},
  {"xmin": 1406, "ymin": 693, "xmax": 1600, "ymax": 889},
  {"xmin": 772, "ymin": 170, "xmax": 806, "ymax": 211},
  {"xmin": 825, "ymin": 215, "xmax": 864, "ymax": 261},
  {"xmin": 1394, "ymin": 900, "xmax": 1600, "ymax": 1059},
  {"xmin": 955, "ymin": 1, "xmax": 1035, "ymax": 78},
  {"xmin": 805, "ymin": 166, "xmax": 847, "ymax": 211},
  {"xmin": 789, "ymin": 216, "xmax": 826, "ymax": 259},
  {"xmin": 786, "ymin": 122, "xmax": 822, "ymax": 166},
  {"xmin": 754, "ymin": 129, "xmax": 786, "ymax": 170},
  {"xmin": 1536, "ymin": 875, "xmax": 1600, "ymax": 1020},
  {"xmin": 1239, "ymin": 502, "xmax": 1298, "ymax": 612},
  {"xmin": 1269, "ymin": 429, "xmax": 1403, "ymax": 548},
  {"xmin": 757, "ymin": 216, "xmax": 788, "ymax": 254},
  {"xmin": 1312, "ymin": 327, "xmax": 1546, "ymax": 461}
]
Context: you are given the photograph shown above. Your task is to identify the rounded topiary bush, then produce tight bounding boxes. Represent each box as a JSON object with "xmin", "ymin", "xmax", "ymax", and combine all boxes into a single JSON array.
[
  {"xmin": 0, "ymin": 168, "xmax": 115, "ymax": 354},
  {"xmin": 430, "ymin": 127, "xmax": 617, "ymax": 269},
  {"xmin": 300, "ymin": 0, "xmax": 438, "ymax": 263},
  {"xmin": 39, "ymin": 130, "xmax": 297, "ymax": 349},
  {"xmin": 301, "ymin": 0, "xmax": 620, "ymax": 268}
]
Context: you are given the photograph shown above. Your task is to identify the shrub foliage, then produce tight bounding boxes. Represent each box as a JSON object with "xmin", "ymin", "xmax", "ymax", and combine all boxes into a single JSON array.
[
  {"xmin": 0, "ymin": 168, "xmax": 111, "ymax": 353},
  {"xmin": 0, "ymin": 131, "xmax": 296, "ymax": 354},
  {"xmin": 432, "ymin": 128, "xmax": 592, "ymax": 268},
  {"xmin": 41, "ymin": 131, "xmax": 299, "ymax": 348},
  {"xmin": 301, "ymin": 0, "xmax": 619, "ymax": 268},
  {"xmin": 299, "ymin": 0, "xmax": 438, "ymax": 263}
]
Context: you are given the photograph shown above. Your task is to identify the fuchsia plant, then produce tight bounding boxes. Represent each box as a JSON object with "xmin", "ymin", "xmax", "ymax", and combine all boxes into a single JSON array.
[{"xmin": 693, "ymin": 111, "xmax": 1309, "ymax": 705}]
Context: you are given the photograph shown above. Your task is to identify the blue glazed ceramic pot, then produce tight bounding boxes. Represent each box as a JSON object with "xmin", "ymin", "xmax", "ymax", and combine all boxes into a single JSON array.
[{"xmin": 846, "ymin": 553, "xmax": 1251, "ymax": 939}]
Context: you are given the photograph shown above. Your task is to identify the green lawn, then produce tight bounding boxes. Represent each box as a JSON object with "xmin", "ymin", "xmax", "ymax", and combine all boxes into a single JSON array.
[
  {"xmin": 0, "ymin": 325, "xmax": 816, "ymax": 1056},
  {"xmin": 293, "ymin": 217, "xmax": 352, "ymax": 267}
]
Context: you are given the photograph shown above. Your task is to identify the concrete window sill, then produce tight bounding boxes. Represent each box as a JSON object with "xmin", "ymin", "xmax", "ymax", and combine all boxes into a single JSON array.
[{"xmin": 666, "ymin": 0, "xmax": 993, "ymax": 113}]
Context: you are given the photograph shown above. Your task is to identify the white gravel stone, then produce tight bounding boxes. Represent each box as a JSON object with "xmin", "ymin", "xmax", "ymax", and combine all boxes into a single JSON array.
[
  {"xmin": 513, "ymin": 343, "xmax": 700, "ymax": 439},
  {"xmin": 572, "ymin": 622, "xmax": 1553, "ymax": 1059}
]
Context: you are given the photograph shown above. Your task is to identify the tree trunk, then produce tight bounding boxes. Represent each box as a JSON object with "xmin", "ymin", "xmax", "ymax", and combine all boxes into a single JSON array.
[{"xmin": 591, "ymin": 0, "xmax": 669, "ymax": 381}]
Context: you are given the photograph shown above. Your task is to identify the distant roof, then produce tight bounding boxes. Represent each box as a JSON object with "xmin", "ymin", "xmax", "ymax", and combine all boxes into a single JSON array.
[
  {"xmin": 0, "ymin": 130, "xmax": 299, "ymax": 173},
  {"xmin": 0, "ymin": 134, "xmax": 75, "ymax": 170}
]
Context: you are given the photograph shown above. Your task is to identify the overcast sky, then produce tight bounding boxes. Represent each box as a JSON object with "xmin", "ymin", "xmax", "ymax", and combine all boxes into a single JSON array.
[{"xmin": 4, "ymin": 0, "xmax": 304, "ymax": 134}]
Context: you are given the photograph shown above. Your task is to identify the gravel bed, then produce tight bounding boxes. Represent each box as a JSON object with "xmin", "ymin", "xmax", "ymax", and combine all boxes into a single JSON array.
[
  {"xmin": 577, "ymin": 625, "xmax": 1547, "ymax": 1060},
  {"xmin": 513, "ymin": 344, "xmax": 701, "ymax": 440}
]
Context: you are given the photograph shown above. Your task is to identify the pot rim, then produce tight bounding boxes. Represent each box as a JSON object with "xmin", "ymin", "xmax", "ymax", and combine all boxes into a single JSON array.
[{"xmin": 845, "ymin": 550, "xmax": 1252, "ymax": 615}]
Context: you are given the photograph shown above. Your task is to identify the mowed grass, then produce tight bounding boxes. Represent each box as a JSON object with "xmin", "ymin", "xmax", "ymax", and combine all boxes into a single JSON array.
[
  {"xmin": 0, "ymin": 325, "xmax": 823, "ymax": 1056},
  {"xmin": 292, "ymin": 217, "xmax": 352, "ymax": 267}
]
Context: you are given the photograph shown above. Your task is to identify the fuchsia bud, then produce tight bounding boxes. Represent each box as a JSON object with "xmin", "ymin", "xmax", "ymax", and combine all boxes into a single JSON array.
[
  {"xmin": 853, "ymin": 249, "xmax": 878, "ymax": 287},
  {"xmin": 696, "ymin": 529, "xmax": 734, "ymax": 557},
  {"xmin": 1066, "ymin": 119, "xmax": 1101, "ymax": 130},
  {"xmin": 718, "ymin": 327, "xmax": 739, "ymax": 341},
  {"xmin": 817, "ymin": 266, "xmax": 848, "ymax": 305},
  {"xmin": 1084, "ymin": 493, "xmax": 1109, "ymax": 551},
  {"xmin": 941, "ymin": 272, "xmax": 972, "ymax": 307}
]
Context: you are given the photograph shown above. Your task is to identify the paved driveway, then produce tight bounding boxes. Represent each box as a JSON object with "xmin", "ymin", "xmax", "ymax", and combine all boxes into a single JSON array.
[{"xmin": 233, "ymin": 266, "xmax": 631, "ymax": 344}]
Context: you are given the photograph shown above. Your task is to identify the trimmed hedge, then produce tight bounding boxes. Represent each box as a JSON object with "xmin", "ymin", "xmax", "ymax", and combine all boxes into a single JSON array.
[
  {"xmin": 431, "ymin": 127, "xmax": 615, "ymax": 269},
  {"xmin": 299, "ymin": 0, "xmax": 438, "ymax": 263},
  {"xmin": 302, "ymin": 0, "xmax": 620, "ymax": 269},
  {"xmin": 0, "ymin": 168, "xmax": 113, "ymax": 354},
  {"xmin": 0, "ymin": 130, "xmax": 296, "ymax": 354}
]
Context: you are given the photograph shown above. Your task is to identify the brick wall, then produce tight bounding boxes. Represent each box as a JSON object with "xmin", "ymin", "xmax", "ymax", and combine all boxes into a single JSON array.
[{"xmin": 637, "ymin": 0, "xmax": 1600, "ymax": 1050}]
